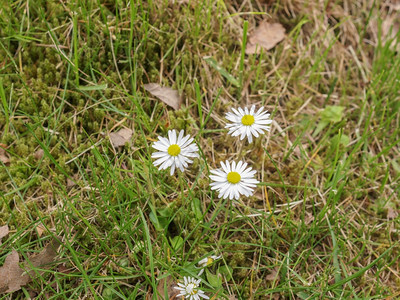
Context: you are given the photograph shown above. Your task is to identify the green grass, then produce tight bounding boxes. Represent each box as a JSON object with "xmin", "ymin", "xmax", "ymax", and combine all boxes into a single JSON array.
[{"xmin": 0, "ymin": 0, "xmax": 399, "ymax": 299}]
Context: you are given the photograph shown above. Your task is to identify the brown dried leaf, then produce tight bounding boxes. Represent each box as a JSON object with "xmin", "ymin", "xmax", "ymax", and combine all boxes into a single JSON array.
[
  {"xmin": 0, "ymin": 236, "xmax": 61, "ymax": 294},
  {"xmin": 387, "ymin": 0, "xmax": 400, "ymax": 10},
  {"xmin": 387, "ymin": 207, "xmax": 398, "ymax": 219},
  {"xmin": 266, "ymin": 267, "xmax": 279, "ymax": 281},
  {"xmin": 156, "ymin": 275, "xmax": 179, "ymax": 300},
  {"xmin": 0, "ymin": 225, "xmax": 9, "ymax": 244},
  {"xmin": 304, "ymin": 212, "xmax": 315, "ymax": 225},
  {"xmin": 144, "ymin": 83, "xmax": 181, "ymax": 110},
  {"xmin": 0, "ymin": 145, "xmax": 10, "ymax": 165},
  {"xmin": 246, "ymin": 22, "xmax": 286, "ymax": 54},
  {"xmin": 109, "ymin": 128, "xmax": 133, "ymax": 148},
  {"xmin": 0, "ymin": 250, "xmax": 23, "ymax": 293},
  {"xmin": 35, "ymin": 225, "xmax": 46, "ymax": 238},
  {"xmin": 33, "ymin": 149, "xmax": 44, "ymax": 160},
  {"xmin": 67, "ymin": 178, "xmax": 76, "ymax": 188}
]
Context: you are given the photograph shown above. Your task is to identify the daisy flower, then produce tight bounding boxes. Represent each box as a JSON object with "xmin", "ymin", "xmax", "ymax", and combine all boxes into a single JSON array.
[
  {"xmin": 174, "ymin": 276, "xmax": 209, "ymax": 300},
  {"xmin": 198, "ymin": 255, "xmax": 222, "ymax": 268},
  {"xmin": 225, "ymin": 105, "xmax": 272, "ymax": 143},
  {"xmin": 197, "ymin": 255, "xmax": 222, "ymax": 276},
  {"xmin": 209, "ymin": 160, "xmax": 259, "ymax": 200},
  {"xmin": 151, "ymin": 129, "xmax": 199, "ymax": 175}
]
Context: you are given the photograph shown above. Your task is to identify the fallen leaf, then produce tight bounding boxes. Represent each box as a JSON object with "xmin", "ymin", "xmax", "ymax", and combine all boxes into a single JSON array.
[
  {"xmin": 0, "ymin": 250, "xmax": 22, "ymax": 294},
  {"xmin": 387, "ymin": 0, "xmax": 400, "ymax": 10},
  {"xmin": 304, "ymin": 212, "xmax": 315, "ymax": 225},
  {"xmin": 387, "ymin": 207, "xmax": 398, "ymax": 219},
  {"xmin": 246, "ymin": 22, "xmax": 285, "ymax": 54},
  {"xmin": 0, "ymin": 236, "xmax": 61, "ymax": 294},
  {"xmin": 35, "ymin": 225, "xmax": 45, "ymax": 238},
  {"xmin": 156, "ymin": 275, "xmax": 179, "ymax": 300},
  {"xmin": 266, "ymin": 267, "xmax": 279, "ymax": 281},
  {"xmin": 109, "ymin": 128, "xmax": 133, "ymax": 148},
  {"xmin": 33, "ymin": 149, "xmax": 44, "ymax": 160},
  {"xmin": 67, "ymin": 178, "xmax": 76, "ymax": 188},
  {"xmin": 0, "ymin": 225, "xmax": 9, "ymax": 244},
  {"xmin": 144, "ymin": 83, "xmax": 181, "ymax": 110},
  {"xmin": 0, "ymin": 145, "xmax": 10, "ymax": 165}
]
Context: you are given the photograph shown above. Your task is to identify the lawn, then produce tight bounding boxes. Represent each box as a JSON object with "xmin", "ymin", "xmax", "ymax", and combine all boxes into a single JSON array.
[{"xmin": 0, "ymin": 0, "xmax": 399, "ymax": 299}]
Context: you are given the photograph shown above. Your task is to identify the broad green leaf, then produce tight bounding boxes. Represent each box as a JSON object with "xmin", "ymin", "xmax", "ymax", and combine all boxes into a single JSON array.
[
  {"xmin": 314, "ymin": 106, "xmax": 345, "ymax": 136},
  {"xmin": 296, "ymin": 292, "xmax": 311, "ymax": 299},
  {"xmin": 321, "ymin": 105, "xmax": 345, "ymax": 123},
  {"xmin": 169, "ymin": 236, "xmax": 184, "ymax": 251},
  {"xmin": 206, "ymin": 269, "xmax": 222, "ymax": 288},
  {"xmin": 330, "ymin": 134, "xmax": 350, "ymax": 149},
  {"xmin": 218, "ymin": 265, "xmax": 233, "ymax": 281},
  {"xmin": 191, "ymin": 198, "xmax": 203, "ymax": 220}
]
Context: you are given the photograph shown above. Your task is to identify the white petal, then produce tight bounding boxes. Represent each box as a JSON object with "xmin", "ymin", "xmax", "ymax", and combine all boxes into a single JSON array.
[
  {"xmin": 152, "ymin": 142, "xmax": 168, "ymax": 152},
  {"xmin": 254, "ymin": 107, "xmax": 264, "ymax": 117},
  {"xmin": 220, "ymin": 161, "xmax": 229, "ymax": 173},
  {"xmin": 232, "ymin": 108, "xmax": 241, "ymax": 116},
  {"xmin": 168, "ymin": 130, "xmax": 177, "ymax": 144},
  {"xmin": 210, "ymin": 175, "xmax": 226, "ymax": 182},
  {"xmin": 180, "ymin": 136, "xmax": 194, "ymax": 148},
  {"xmin": 159, "ymin": 136, "xmax": 171, "ymax": 147},
  {"xmin": 177, "ymin": 130, "xmax": 184, "ymax": 144},
  {"xmin": 151, "ymin": 151, "xmax": 168, "ymax": 158},
  {"xmin": 153, "ymin": 155, "xmax": 170, "ymax": 166}
]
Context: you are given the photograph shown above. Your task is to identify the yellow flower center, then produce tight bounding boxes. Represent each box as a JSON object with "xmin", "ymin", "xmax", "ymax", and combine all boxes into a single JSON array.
[
  {"xmin": 206, "ymin": 257, "xmax": 214, "ymax": 266},
  {"xmin": 241, "ymin": 114, "xmax": 255, "ymax": 126},
  {"xmin": 227, "ymin": 171, "xmax": 241, "ymax": 184},
  {"xmin": 167, "ymin": 144, "xmax": 181, "ymax": 156}
]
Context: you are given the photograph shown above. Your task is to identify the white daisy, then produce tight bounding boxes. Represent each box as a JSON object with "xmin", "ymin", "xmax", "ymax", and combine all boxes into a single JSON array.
[
  {"xmin": 225, "ymin": 105, "xmax": 272, "ymax": 143},
  {"xmin": 151, "ymin": 129, "xmax": 199, "ymax": 175},
  {"xmin": 198, "ymin": 255, "xmax": 222, "ymax": 268},
  {"xmin": 174, "ymin": 276, "xmax": 209, "ymax": 300},
  {"xmin": 209, "ymin": 160, "xmax": 259, "ymax": 200},
  {"xmin": 197, "ymin": 255, "xmax": 222, "ymax": 276}
]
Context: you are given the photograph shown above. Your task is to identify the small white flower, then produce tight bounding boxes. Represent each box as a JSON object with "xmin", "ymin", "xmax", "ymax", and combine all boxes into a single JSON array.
[
  {"xmin": 209, "ymin": 160, "xmax": 259, "ymax": 200},
  {"xmin": 225, "ymin": 105, "xmax": 272, "ymax": 143},
  {"xmin": 174, "ymin": 276, "xmax": 209, "ymax": 300},
  {"xmin": 197, "ymin": 255, "xmax": 222, "ymax": 276},
  {"xmin": 151, "ymin": 129, "xmax": 199, "ymax": 175},
  {"xmin": 198, "ymin": 255, "xmax": 221, "ymax": 268}
]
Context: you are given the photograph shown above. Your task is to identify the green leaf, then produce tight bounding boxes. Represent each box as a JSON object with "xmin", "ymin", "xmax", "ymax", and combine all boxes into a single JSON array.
[
  {"xmin": 218, "ymin": 265, "xmax": 233, "ymax": 281},
  {"xmin": 158, "ymin": 207, "xmax": 173, "ymax": 218},
  {"xmin": 149, "ymin": 212, "xmax": 169, "ymax": 230},
  {"xmin": 203, "ymin": 56, "xmax": 240, "ymax": 87},
  {"xmin": 191, "ymin": 198, "xmax": 203, "ymax": 220},
  {"xmin": 149, "ymin": 211, "xmax": 161, "ymax": 230},
  {"xmin": 321, "ymin": 105, "xmax": 345, "ymax": 123},
  {"xmin": 296, "ymin": 292, "xmax": 311, "ymax": 299},
  {"xmin": 391, "ymin": 159, "xmax": 400, "ymax": 174},
  {"xmin": 205, "ymin": 269, "xmax": 222, "ymax": 288},
  {"xmin": 313, "ymin": 106, "xmax": 345, "ymax": 136},
  {"xmin": 169, "ymin": 236, "xmax": 184, "ymax": 251},
  {"xmin": 330, "ymin": 134, "xmax": 350, "ymax": 149}
]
